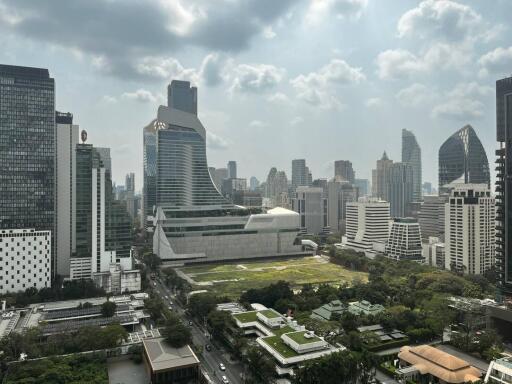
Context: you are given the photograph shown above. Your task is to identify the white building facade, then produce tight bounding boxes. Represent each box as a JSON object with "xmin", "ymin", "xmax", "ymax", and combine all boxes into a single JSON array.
[
  {"xmin": 445, "ymin": 184, "xmax": 495, "ymax": 275},
  {"xmin": 0, "ymin": 229, "xmax": 51, "ymax": 294},
  {"xmin": 386, "ymin": 218, "xmax": 422, "ymax": 262},
  {"xmin": 344, "ymin": 198, "xmax": 390, "ymax": 250}
]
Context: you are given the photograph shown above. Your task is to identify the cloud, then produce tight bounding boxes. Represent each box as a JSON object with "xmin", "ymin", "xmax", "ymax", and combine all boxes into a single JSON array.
[
  {"xmin": 396, "ymin": 83, "xmax": 436, "ymax": 107},
  {"xmin": 365, "ymin": 98, "xmax": 383, "ymax": 108},
  {"xmin": 431, "ymin": 82, "xmax": 492, "ymax": 120},
  {"xmin": 135, "ymin": 57, "xmax": 198, "ymax": 81},
  {"xmin": 376, "ymin": 49, "xmax": 424, "ymax": 80},
  {"xmin": 266, "ymin": 92, "xmax": 290, "ymax": 103},
  {"xmin": 198, "ymin": 53, "xmax": 225, "ymax": 87},
  {"xmin": 249, "ymin": 120, "xmax": 268, "ymax": 128},
  {"xmin": 478, "ymin": 46, "xmax": 512, "ymax": 77},
  {"xmin": 101, "ymin": 95, "xmax": 117, "ymax": 104},
  {"xmin": 229, "ymin": 63, "xmax": 285, "ymax": 93},
  {"xmin": 262, "ymin": 26, "xmax": 276, "ymax": 39},
  {"xmin": 206, "ymin": 131, "xmax": 229, "ymax": 150},
  {"xmin": 307, "ymin": 0, "xmax": 368, "ymax": 24},
  {"xmin": 290, "ymin": 59, "xmax": 365, "ymax": 108},
  {"xmin": 0, "ymin": 0, "xmax": 297, "ymax": 77},
  {"xmin": 398, "ymin": 0, "xmax": 482, "ymax": 42},
  {"xmin": 121, "ymin": 89, "xmax": 159, "ymax": 103},
  {"xmin": 290, "ymin": 116, "xmax": 304, "ymax": 126}
]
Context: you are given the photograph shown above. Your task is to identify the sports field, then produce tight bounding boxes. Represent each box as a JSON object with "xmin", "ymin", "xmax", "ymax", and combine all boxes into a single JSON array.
[{"xmin": 177, "ymin": 256, "xmax": 368, "ymax": 298}]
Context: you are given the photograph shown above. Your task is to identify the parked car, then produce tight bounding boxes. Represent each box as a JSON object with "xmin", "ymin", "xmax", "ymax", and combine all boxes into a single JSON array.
[
  {"xmin": 221, "ymin": 376, "xmax": 229, "ymax": 383},
  {"xmin": 219, "ymin": 363, "xmax": 226, "ymax": 371}
]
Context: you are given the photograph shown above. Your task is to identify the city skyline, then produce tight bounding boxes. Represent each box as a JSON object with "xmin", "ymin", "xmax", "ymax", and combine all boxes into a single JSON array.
[{"xmin": 0, "ymin": 1, "xmax": 510, "ymax": 189}]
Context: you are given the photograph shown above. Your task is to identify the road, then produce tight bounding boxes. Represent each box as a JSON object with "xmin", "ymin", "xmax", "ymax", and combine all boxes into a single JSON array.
[{"xmin": 152, "ymin": 278, "xmax": 243, "ymax": 384}]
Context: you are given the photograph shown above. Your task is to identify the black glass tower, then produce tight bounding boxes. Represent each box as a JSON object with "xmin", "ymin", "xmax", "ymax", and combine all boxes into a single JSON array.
[
  {"xmin": 438, "ymin": 125, "xmax": 490, "ymax": 194},
  {"xmin": 496, "ymin": 76, "xmax": 512, "ymax": 299},
  {"xmin": 0, "ymin": 64, "xmax": 56, "ymax": 268}
]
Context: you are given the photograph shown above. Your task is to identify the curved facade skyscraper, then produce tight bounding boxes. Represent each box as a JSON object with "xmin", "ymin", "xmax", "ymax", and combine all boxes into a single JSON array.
[
  {"xmin": 402, "ymin": 129, "xmax": 422, "ymax": 202},
  {"xmin": 438, "ymin": 125, "xmax": 490, "ymax": 193}
]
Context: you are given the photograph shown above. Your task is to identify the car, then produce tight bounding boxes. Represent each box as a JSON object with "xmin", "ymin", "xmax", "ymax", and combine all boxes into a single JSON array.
[
  {"xmin": 164, "ymin": 295, "xmax": 168, "ymax": 299},
  {"xmin": 189, "ymin": 321, "xmax": 193, "ymax": 326},
  {"xmin": 221, "ymin": 376, "xmax": 229, "ymax": 383},
  {"xmin": 205, "ymin": 344, "xmax": 212, "ymax": 351},
  {"xmin": 219, "ymin": 363, "xmax": 226, "ymax": 371}
]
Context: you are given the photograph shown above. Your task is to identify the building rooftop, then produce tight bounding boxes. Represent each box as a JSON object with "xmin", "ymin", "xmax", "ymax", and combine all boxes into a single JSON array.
[
  {"xmin": 284, "ymin": 331, "xmax": 322, "ymax": 345},
  {"xmin": 143, "ymin": 337, "xmax": 199, "ymax": 372},
  {"xmin": 259, "ymin": 309, "xmax": 281, "ymax": 319},
  {"xmin": 232, "ymin": 311, "xmax": 258, "ymax": 324}
]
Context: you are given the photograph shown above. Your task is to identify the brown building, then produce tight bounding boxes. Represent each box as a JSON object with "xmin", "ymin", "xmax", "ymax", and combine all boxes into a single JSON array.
[
  {"xmin": 143, "ymin": 338, "xmax": 200, "ymax": 384},
  {"xmin": 397, "ymin": 345, "xmax": 481, "ymax": 384}
]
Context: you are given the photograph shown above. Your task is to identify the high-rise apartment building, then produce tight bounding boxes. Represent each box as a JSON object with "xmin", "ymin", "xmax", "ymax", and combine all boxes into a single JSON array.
[
  {"xmin": 0, "ymin": 64, "xmax": 56, "ymax": 275},
  {"xmin": 55, "ymin": 112, "xmax": 78, "ymax": 277},
  {"xmin": 439, "ymin": 125, "xmax": 490, "ymax": 194},
  {"xmin": 372, "ymin": 152, "xmax": 393, "ymax": 200},
  {"xmin": 227, "ymin": 161, "xmax": 237, "ymax": 179},
  {"xmin": 152, "ymin": 81, "xmax": 308, "ymax": 262},
  {"xmin": 386, "ymin": 162, "xmax": 414, "ymax": 218},
  {"xmin": 418, "ymin": 195, "xmax": 448, "ymax": 242},
  {"xmin": 496, "ymin": 76, "xmax": 512, "ymax": 298},
  {"xmin": 402, "ymin": 129, "xmax": 422, "ymax": 202},
  {"xmin": 327, "ymin": 179, "xmax": 359, "ymax": 235},
  {"xmin": 292, "ymin": 187, "xmax": 328, "ymax": 235},
  {"xmin": 385, "ymin": 218, "xmax": 422, "ymax": 261},
  {"xmin": 292, "ymin": 159, "xmax": 312, "ymax": 189},
  {"xmin": 265, "ymin": 167, "xmax": 289, "ymax": 208},
  {"xmin": 354, "ymin": 179, "xmax": 370, "ymax": 197},
  {"xmin": 444, "ymin": 184, "xmax": 495, "ymax": 275},
  {"xmin": 345, "ymin": 198, "xmax": 390, "ymax": 250},
  {"xmin": 334, "ymin": 160, "xmax": 355, "ymax": 184}
]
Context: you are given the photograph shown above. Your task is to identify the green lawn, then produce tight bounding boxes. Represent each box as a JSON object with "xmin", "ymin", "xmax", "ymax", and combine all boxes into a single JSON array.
[
  {"xmin": 259, "ymin": 309, "xmax": 281, "ymax": 319},
  {"xmin": 179, "ymin": 256, "xmax": 368, "ymax": 298},
  {"xmin": 232, "ymin": 311, "xmax": 258, "ymax": 324},
  {"xmin": 284, "ymin": 331, "xmax": 322, "ymax": 345},
  {"xmin": 273, "ymin": 325, "xmax": 295, "ymax": 337},
  {"xmin": 261, "ymin": 336, "xmax": 299, "ymax": 358}
]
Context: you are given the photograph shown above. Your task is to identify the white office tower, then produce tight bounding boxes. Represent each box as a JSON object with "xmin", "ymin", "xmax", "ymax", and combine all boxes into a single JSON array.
[
  {"xmin": 385, "ymin": 218, "xmax": 422, "ymax": 262},
  {"xmin": 445, "ymin": 184, "xmax": 495, "ymax": 275},
  {"xmin": 55, "ymin": 112, "xmax": 78, "ymax": 277},
  {"xmin": 292, "ymin": 187, "xmax": 328, "ymax": 235},
  {"xmin": 422, "ymin": 237, "xmax": 445, "ymax": 268},
  {"xmin": 344, "ymin": 198, "xmax": 390, "ymax": 251},
  {"xmin": 0, "ymin": 229, "xmax": 51, "ymax": 294},
  {"xmin": 418, "ymin": 195, "xmax": 448, "ymax": 242},
  {"xmin": 327, "ymin": 179, "xmax": 359, "ymax": 235},
  {"xmin": 152, "ymin": 81, "xmax": 309, "ymax": 263}
]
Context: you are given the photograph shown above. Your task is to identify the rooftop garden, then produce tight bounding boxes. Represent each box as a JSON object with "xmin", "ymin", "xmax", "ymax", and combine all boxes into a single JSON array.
[
  {"xmin": 232, "ymin": 311, "xmax": 258, "ymax": 324},
  {"xmin": 273, "ymin": 325, "xmax": 295, "ymax": 337},
  {"xmin": 285, "ymin": 331, "xmax": 322, "ymax": 345},
  {"xmin": 259, "ymin": 309, "xmax": 281, "ymax": 319},
  {"xmin": 261, "ymin": 336, "xmax": 299, "ymax": 358}
]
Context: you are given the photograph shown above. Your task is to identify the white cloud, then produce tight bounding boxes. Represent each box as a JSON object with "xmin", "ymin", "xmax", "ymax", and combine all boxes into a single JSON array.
[
  {"xmin": 199, "ymin": 53, "xmax": 224, "ymax": 86},
  {"xmin": 290, "ymin": 116, "xmax": 304, "ymax": 126},
  {"xmin": 206, "ymin": 131, "xmax": 229, "ymax": 150},
  {"xmin": 431, "ymin": 82, "xmax": 491, "ymax": 120},
  {"xmin": 396, "ymin": 83, "xmax": 436, "ymax": 107},
  {"xmin": 291, "ymin": 59, "xmax": 365, "ymax": 108},
  {"xmin": 398, "ymin": 0, "xmax": 482, "ymax": 42},
  {"xmin": 249, "ymin": 120, "xmax": 268, "ymax": 128},
  {"xmin": 136, "ymin": 56, "xmax": 199, "ymax": 82},
  {"xmin": 365, "ymin": 98, "xmax": 383, "ymax": 108},
  {"xmin": 262, "ymin": 26, "xmax": 276, "ymax": 39},
  {"xmin": 376, "ymin": 49, "xmax": 425, "ymax": 80},
  {"xmin": 266, "ymin": 92, "xmax": 290, "ymax": 103},
  {"xmin": 101, "ymin": 95, "xmax": 117, "ymax": 104},
  {"xmin": 307, "ymin": 0, "xmax": 368, "ymax": 24},
  {"xmin": 229, "ymin": 63, "xmax": 285, "ymax": 93},
  {"xmin": 478, "ymin": 46, "xmax": 512, "ymax": 77},
  {"xmin": 121, "ymin": 89, "xmax": 159, "ymax": 103}
]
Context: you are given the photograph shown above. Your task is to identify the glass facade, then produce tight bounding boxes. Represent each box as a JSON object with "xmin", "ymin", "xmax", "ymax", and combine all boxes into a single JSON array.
[
  {"xmin": 386, "ymin": 162, "xmax": 414, "ymax": 218},
  {"xmin": 0, "ymin": 64, "xmax": 55, "ymax": 271},
  {"xmin": 143, "ymin": 122, "xmax": 157, "ymax": 227},
  {"xmin": 402, "ymin": 129, "xmax": 422, "ymax": 202},
  {"xmin": 438, "ymin": 125, "xmax": 490, "ymax": 193},
  {"xmin": 496, "ymin": 76, "xmax": 512, "ymax": 297}
]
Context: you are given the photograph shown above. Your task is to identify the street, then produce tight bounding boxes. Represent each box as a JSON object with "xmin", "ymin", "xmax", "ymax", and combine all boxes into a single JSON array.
[{"xmin": 152, "ymin": 278, "xmax": 243, "ymax": 384}]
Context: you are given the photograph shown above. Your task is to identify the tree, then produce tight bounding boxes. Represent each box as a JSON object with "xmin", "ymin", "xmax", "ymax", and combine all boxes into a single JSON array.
[
  {"xmin": 144, "ymin": 295, "xmax": 165, "ymax": 321},
  {"xmin": 163, "ymin": 315, "xmax": 192, "ymax": 348},
  {"xmin": 101, "ymin": 301, "xmax": 117, "ymax": 318},
  {"xmin": 207, "ymin": 310, "xmax": 234, "ymax": 337},
  {"xmin": 244, "ymin": 346, "xmax": 275, "ymax": 383},
  {"xmin": 143, "ymin": 252, "xmax": 161, "ymax": 271},
  {"xmin": 188, "ymin": 293, "xmax": 217, "ymax": 320}
]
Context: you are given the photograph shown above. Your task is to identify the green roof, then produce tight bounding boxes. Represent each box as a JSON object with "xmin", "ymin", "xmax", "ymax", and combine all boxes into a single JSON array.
[
  {"xmin": 284, "ymin": 331, "xmax": 322, "ymax": 345},
  {"xmin": 232, "ymin": 311, "xmax": 258, "ymax": 323},
  {"xmin": 259, "ymin": 309, "xmax": 281, "ymax": 319},
  {"xmin": 261, "ymin": 336, "xmax": 299, "ymax": 358},
  {"xmin": 273, "ymin": 325, "xmax": 295, "ymax": 337}
]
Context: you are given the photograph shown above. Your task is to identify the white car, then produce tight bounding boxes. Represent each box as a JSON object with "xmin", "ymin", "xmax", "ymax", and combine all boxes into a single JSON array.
[
  {"xmin": 219, "ymin": 363, "xmax": 226, "ymax": 371},
  {"xmin": 221, "ymin": 376, "xmax": 229, "ymax": 383}
]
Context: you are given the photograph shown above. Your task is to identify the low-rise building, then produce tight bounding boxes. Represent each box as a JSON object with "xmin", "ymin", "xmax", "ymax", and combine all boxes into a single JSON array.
[
  {"xmin": 142, "ymin": 337, "xmax": 200, "ymax": 384},
  {"xmin": 397, "ymin": 345, "xmax": 481, "ymax": 383},
  {"xmin": 485, "ymin": 356, "xmax": 512, "ymax": 383},
  {"xmin": 310, "ymin": 300, "xmax": 346, "ymax": 321},
  {"xmin": 348, "ymin": 300, "xmax": 385, "ymax": 316}
]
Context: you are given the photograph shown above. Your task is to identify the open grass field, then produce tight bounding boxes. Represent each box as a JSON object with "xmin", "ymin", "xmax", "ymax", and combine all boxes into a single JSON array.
[{"xmin": 178, "ymin": 256, "xmax": 368, "ymax": 298}]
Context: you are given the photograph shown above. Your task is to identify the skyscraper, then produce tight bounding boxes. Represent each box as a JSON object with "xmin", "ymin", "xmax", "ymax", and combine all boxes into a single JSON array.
[
  {"xmin": 386, "ymin": 162, "xmax": 414, "ymax": 218},
  {"xmin": 265, "ymin": 167, "xmax": 289, "ymax": 208},
  {"xmin": 56, "ymin": 111, "xmax": 78, "ymax": 277},
  {"xmin": 371, "ymin": 151, "xmax": 393, "ymax": 200},
  {"xmin": 249, "ymin": 176, "xmax": 260, "ymax": 191},
  {"xmin": 418, "ymin": 195, "xmax": 448, "ymax": 241},
  {"xmin": 334, "ymin": 160, "xmax": 355, "ymax": 184},
  {"xmin": 354, "ymin": 179, "xmax": 370, "ymax": 197},
  {"xmin": 345, "ymin": 198, "xmax": 390, "ymax": 251},
  {"xmin": 167, "ymin": 80, "xmax": 197, "ymax": 115},
  {"xmin": 227, "ymin": 161, "xmax": 237, "ymax": 179},
  {"xmin": 402, "ymin": 129, "xmax": 422, "ymax": 202},
  {"xmin": 142, "ymin": 121, "xmax": 157, "ymax": 231},
  {"xmin": 496, "ymin": 76, "xmax": 512, "ymax": 297},
  {"xmin": 327, "ymin": 179, "xmax": 359, "ymax": 235},
  {"xmin": 126, "ymin": 173, "xmax": 135, "ymax": 193},
  {"xmin": 0, "ymin": 64, "xmax": 56, "ymax": 275},
  {"xmin": 444, "ymin": 184, "xmax": 495, "ymax": 275},
  {"xmin": 292, "ymin": 159, "xmax": 311, "ymax": 189},
  {"xmin": 438, "ymin": 125, "xmax": 490, "ymax": 194},
  {"xmin": 292, "ymin": 187, "xmax": 327, "ymax": 235}
]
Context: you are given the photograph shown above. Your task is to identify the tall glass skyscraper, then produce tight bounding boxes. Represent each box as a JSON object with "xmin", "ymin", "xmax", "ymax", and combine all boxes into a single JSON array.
[
  {"xmin": 143, "ymin": 122, "xmax": 157, "ymax": 229},
  {"xmin": 496, "ymin": 76, "xmax": 512, "ymax": 299},
  {"xmin": 402, "ymin": 129, "xmax": 422, "ymax": 202},
  {"xmin": 0, "ymin": 64, "xmax": 56, "ymax": 271},
  {"xmin": 438, "ymin": 125, "xmax": 490, "ymax": 194}
]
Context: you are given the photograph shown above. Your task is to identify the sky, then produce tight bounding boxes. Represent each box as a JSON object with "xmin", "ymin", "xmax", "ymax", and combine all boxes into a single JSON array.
[{"xmin": 1, "ymin": 0, "xmax": 511, "ymax": 191}]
